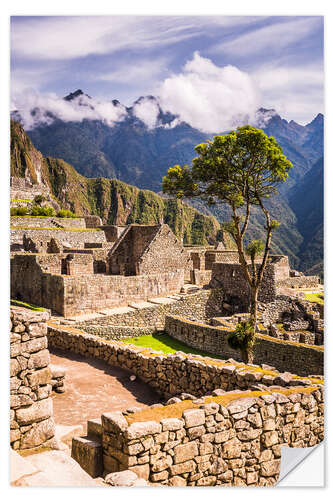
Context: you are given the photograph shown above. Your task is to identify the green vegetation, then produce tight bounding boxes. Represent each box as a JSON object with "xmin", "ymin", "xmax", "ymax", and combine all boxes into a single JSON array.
[
  {"xmin": 10, "ymin": 120, "xmax": 222, "ymax": 246},
  {"xmin": 163, "ymin": 125, "xmax": 292, "ymax": 363},
  {"xmin": 10, "ymin": 299, "xmax": 46, "ymax": 311},
  {"xmin": 304, "ymin": 292, "xmax": 324, "ymax": 305},
  {"xmin": 31, "ymin": 205, "xmax": 56, "ymax": 217},
  {"xmin": 56, "ymin": 209, "xmax": 76, "ymax": 218},
  {"xmin": 10, "ymin": 206, "xmax": 29, "ymax": 216},
  {"xmin": 120, "ymin": 332, "xmax": 225, "ymax": 359},
  {"xmin": 33, "ymin": 194, "xmax": 46, "ymax": 205}
]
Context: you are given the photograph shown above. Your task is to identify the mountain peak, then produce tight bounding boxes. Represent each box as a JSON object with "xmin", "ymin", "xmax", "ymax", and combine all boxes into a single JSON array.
[
  {"xmin": 307, "ymin": 112, "xmax": 324, "ymax": 125},
  {"xmin": 64, "ymin": 89, "xmax": 91, "ymax": 101}
]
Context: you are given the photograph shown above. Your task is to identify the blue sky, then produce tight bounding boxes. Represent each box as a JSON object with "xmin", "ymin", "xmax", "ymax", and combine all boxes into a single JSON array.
[{"xmin": 10, "ymin": 15, "xmax": 324, "ymax": 130}]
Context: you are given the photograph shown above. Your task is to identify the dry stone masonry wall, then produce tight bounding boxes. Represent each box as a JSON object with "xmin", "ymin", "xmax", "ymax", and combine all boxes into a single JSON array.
[
  {"xmin": 165, "ymin": 316, "xmax": 323, "ymax": 376},
  {"xmin": 47, "ymin": 323, "xmax": 323, "ymax": 399},
  {"xmin": 10, "ymin": 306, "xmax": 56, "ymax": 450},
  {"xmin": 11, "ymin": 227, "xmax": 106, "ymax": 249},
  {"xmin": 101, "ymin": 385, "xmax": 324, "ymax": 486}
]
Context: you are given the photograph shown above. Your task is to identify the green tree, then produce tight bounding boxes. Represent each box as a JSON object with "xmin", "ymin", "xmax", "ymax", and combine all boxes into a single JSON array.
[{"xmin": 162, "ymin": 125, "xmax": 292, "ymax": 363}]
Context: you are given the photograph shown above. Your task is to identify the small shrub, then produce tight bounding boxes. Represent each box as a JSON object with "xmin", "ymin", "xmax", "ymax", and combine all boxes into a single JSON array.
[
  {"xmin": 31, "ymin": 205, "xmax": 56, "ymax": 217},
  {"xmin": 33, "ymin": 194, "xmax": 46, "ymax": 205},
  {"xmin": 10, "ymin": 206, "xmax": 29, "ymax": 216},
  {"xmin": 57, "ymin": 209, "xmax": 76, "ymax": 218},
  {"xmin": 227, "ymin": 320, "xmax": 256, "ymax": 351}
]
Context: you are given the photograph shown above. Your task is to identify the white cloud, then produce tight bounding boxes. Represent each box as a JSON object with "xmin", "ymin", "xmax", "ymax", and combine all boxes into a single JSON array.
[
  {"xmin": 212, "ymin": 17, "xmax": 322, "ymax": 56},
  {"xmin": 251, "ymin": 63, "xmax": 324, "ymax": 123},
  {"xmin": 12, "ymin": 90, "xmax": 128, "ymax": 130},
  {"xmin": 158, "ymin": 52, "xmax": 260, "ymax": 133},
  {"xmin": 133, "ymin": 97, "xmax": 160, "ymax": 129},
  {"xmin": 10, "ymin": 16, "xmax": 268, "ymax": 62},
  {"xmin": 97, "ymin": 57, "xmax": 168, "ymax": 84}
]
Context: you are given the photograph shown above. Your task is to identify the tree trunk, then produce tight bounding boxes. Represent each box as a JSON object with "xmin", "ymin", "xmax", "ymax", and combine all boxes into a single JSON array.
[
  {"xmin": 249, "ymin": 286, "xmax": 259, "ymax": 333},
  {"xmin": 241, "ymin": 345, "xmax": 254, "ymax": 364},
  {"xmin": 241, "ymin": 286, "xmax": 258, "ymax": 364}
]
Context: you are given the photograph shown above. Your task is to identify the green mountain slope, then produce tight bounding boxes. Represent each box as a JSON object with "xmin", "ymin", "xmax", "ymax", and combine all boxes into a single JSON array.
[{"xmin": 10, "ymin": 120, "xmax": 221, "ymax": 246}]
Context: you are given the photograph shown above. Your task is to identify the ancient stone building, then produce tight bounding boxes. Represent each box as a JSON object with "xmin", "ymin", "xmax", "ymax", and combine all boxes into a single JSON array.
[{"xmin": 108, "ymin": 224, "xmax": 190, "ymax": 276}]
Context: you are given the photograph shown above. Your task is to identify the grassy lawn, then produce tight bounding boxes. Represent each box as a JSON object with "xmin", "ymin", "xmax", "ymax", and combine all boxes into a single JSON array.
[
  {"xmin": 304, "ymin": 292, "xmax": 324, "ymax": 305},
  {"xmin": 120, "ymin": 332, "xmax": 225, "ymax": 359},
  {"xmin": 10, "ymin": 299, "xmax": 46, "ymax": 312}
]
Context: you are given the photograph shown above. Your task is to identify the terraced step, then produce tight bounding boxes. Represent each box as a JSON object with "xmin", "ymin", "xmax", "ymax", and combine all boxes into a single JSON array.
[{"xmin": 72, "ymin": 435, "xmax": 103, "ymax": 478}]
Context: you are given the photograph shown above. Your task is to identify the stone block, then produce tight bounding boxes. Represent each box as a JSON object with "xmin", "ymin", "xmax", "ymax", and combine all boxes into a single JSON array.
[
  {"xmin": 72, "ymin": 436, "xmax": 103, "ymax": 478},
  {"xmin": 170, "ymin": 460, "xmax": 196, "ymax": 475},
  {"xmin": 27, "ymin": 367, "xmax": 51, "ymax": 387},
  {"xmin": 183, "ymin": 408, "xmax": 205, "ymax": 428},
  {"xmin": 128, "ymin": 464, "xmax": 150, "ymax": 480},
  {"xmin": 28, "ymin": 349, "xmax": 50, "ymax": 369},
  {"xmin": 20, "ymin": 417, "xmax": 55, "ymax": 449},
  {"xmin": 226, "ymin": 397, "xmax": 257, "ymax": 415},
  {"xmin": 87, "ymin": 418, "xmax": 102, "ymax": 438},
  {"xmin": 169, "ymin": 475, "xmax": 187, "ymax": 486},
  {"xmin": 10, "ymin": 359, "xmax": 20, "ymax": 377},
  {"xmin": 261, "ymin": 431, "xmax": 279, "ymax": 448},
  {"xmin": 125, "ymin": 421, "xmax": 161, "ymax": 439},
  {"xmin": 260, "ymin": 459, "xmax": 281, "ymax": 477},
  {"xmin": 222, "ymin": 438, "xmax": 242, "ymax": 458},
  {"xmin": 173, "ymin": 441, "xmax": 198, "ymax": 464},
  {"xmin": 160, "ymin": 418, "xmax": 184, "ymax": 431},
  {"xmin": 102, "ymin": 412, "xmax": 128, "ymax": 433},
  {"xmin": 16, "ymin": 398, "xmax": 53, "ymax": 425},
  {"xmin": 104, "ymin": 470, "xmax": 138, "ymax": 486},
  {"xmin": 23, "ymin": 336, "xmax": 48, "ymax": 354}
]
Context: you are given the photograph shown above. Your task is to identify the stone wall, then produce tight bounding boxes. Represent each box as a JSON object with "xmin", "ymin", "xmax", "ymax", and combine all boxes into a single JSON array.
[
  {"xmin": 138, "ymin": 225, "xmax": 190, "ymax": 276},
  {"xmin": 75, "ymin": 290, "xmax": 225, "ymax": 332},
  {"xmin": 63, "ymin": 253, "xmax": 94, "ymax": 276},
  {"xmin": 62, "ymin": 271, "xmax": 185, "ymax": 317},
  {"xmin": 190, "ymin": 270, "xmax": 212, "ymax": 286},
  {"xmin": 11, "ymin": 216, "xmax": 87, "ymax": 229},
  {"xmin": 278, "ymin": 276, "xmax": 320, "ymax": 288},
  {"xmin": 101, "ymin": 386, "xmax": 323, "ymax": 486},
  {"xmin": 11, "ymin": 253, "xmax": 188, "ymax": 317},
  {"xmin": 47, "ymin": 323, "xmax": 322, "ymax": 399},
  {"xmin": 84, "ymin": 215, "xmax": 102, "ymax": 228},
  {"xmin": 11, "ymin": 227, "xmax": 106, "ymax": 248},
  {"xmin": 165, "ymin": 316, "xmax": 324, "ymax": 376},
  {"xmin": 210, "ymin": 262, "xmax": 276, "ymax": 310},
  {"xmin": 10, "ymin": 307, "xmax": 56, "ymax": 450}
]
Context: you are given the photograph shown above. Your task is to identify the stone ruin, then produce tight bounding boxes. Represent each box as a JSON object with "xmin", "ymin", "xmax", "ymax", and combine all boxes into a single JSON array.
[{"xmin": 10, "ymin": 212, "xmax": 324, "ymax": 486}]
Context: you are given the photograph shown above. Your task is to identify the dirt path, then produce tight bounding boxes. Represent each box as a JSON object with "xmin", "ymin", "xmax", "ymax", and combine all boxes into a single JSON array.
[{"xmin": 50, "ymin": 348, "xmax": 159, "ymax": 431}]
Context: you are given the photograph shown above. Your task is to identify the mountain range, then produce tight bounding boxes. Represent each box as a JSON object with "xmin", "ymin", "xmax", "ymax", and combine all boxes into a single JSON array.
[{"xmin": 11, "ymin": 90, "xmax": 324, "ymax": 276}]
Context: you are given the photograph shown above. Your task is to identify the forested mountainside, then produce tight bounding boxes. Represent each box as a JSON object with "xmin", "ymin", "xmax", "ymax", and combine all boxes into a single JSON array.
[
  {"xmin": 11, "ymin": 90, "xmax": 324, "ymax": 275},
  {"xmin": 10, "ymin": 120, "xmax": 222, "ymax": 246}
]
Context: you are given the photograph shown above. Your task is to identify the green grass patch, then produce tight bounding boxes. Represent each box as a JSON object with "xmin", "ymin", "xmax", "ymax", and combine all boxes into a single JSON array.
[
  {"xmin": 10, "ymin": 299, "xmax": 46, "ymax": 311},
  {"xmin": 120, "ymin": 332, "xmax": 225, "ymax": 359},
  {"xmin": 304, "ymin": 292, "xmax": 324, "ymax": 305}
]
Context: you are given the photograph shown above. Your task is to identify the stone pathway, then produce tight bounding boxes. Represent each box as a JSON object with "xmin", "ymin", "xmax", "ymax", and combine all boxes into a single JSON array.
[{"xmin": 50, "ymin": 348, "xmax": 159, "ymax": 433}]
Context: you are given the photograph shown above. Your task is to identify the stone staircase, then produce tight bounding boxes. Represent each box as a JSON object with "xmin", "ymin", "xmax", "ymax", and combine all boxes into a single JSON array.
[{"xmin": 71, "ymin": 417, "xmax": 104, "ymax": 478}]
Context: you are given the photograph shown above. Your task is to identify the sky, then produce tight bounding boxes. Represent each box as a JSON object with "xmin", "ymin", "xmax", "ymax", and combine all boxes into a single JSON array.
[{"xmin": 10, "ymin": 15, "xmax": 324, "ymax": 132}]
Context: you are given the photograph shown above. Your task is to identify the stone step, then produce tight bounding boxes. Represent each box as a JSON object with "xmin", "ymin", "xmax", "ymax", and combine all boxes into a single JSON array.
[
  {"xmin": 98, "ymin": 306, "xmax": 134, "ymax": 315},
  {"xmin": 87, "ymin": 418, "xmax": 103, "ymax": 438},
  {"xmin": 71, "ymin": 435, "xmax": 103, "ymax": 478},
  {"xmin": 147, "ymin": 297, "xmax": 177, "ymax": 305},
  {"xmin": 128, "ymin": 301, "xmax": 158, "ymax": 310}
]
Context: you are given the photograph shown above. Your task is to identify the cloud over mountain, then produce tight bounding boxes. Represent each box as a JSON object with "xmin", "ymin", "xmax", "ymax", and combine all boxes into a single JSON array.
[{"xmin": 158, "ymin": 52, "xmax": 260, "ymax": 133}]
